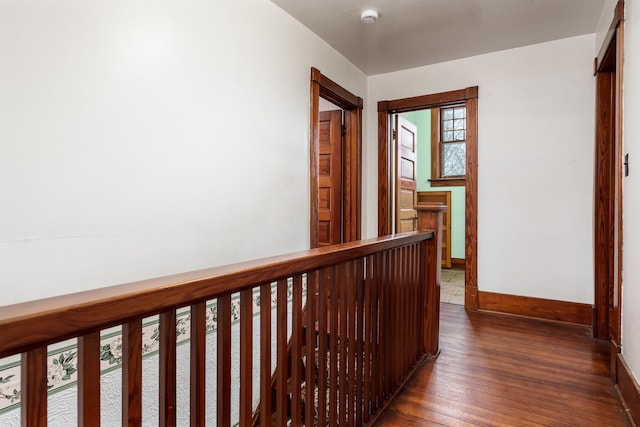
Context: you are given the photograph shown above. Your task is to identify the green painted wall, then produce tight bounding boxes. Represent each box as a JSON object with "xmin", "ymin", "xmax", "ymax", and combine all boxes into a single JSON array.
[{"xmin": 400, "ymin": 110, "xmax": 466, "ymax": 260}]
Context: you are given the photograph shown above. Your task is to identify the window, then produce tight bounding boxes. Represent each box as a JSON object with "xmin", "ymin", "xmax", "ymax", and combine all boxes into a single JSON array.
[{"xmin": 430, "ymin": 104, "xmax": 466, "ymax": 186}]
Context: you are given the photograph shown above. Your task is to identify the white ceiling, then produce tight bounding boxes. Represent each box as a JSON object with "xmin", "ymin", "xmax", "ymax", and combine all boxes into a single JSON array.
[{"xmin": 271, "ymin": 0, "xmax": 606, "ymax": 75}]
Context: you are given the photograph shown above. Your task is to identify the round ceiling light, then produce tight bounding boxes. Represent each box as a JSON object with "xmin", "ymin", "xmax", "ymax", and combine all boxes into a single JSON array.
[{"xmin": 361, "ymin": 9, "xmax": 379, "ymax": 24}]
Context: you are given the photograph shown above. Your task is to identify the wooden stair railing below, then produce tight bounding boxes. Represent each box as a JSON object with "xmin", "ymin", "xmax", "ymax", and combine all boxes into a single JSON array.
[{"xmin": 0, "ymin": 223, "xmax": 443, "ymax": 426}]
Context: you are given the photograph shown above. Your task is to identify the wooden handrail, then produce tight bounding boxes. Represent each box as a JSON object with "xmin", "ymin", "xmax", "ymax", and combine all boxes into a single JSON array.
[
  {"xmin": 0, "ymin": 228, "xmax": 443, "ymax": 426},
  {"xmin": 0, "ymin": 232, "xmax": 432, "ymax": 359}
]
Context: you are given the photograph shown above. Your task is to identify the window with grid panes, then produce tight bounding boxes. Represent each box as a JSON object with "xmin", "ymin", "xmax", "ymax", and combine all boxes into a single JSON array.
[{"xmin": 439, "ymin": 105, "xmax": 466, "ymax": 177}]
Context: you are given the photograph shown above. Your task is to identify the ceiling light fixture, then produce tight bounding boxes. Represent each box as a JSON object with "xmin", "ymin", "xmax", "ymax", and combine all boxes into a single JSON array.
[{"xmin": 361, "ymin": 9, "xmax": 379, "ymax": 24}]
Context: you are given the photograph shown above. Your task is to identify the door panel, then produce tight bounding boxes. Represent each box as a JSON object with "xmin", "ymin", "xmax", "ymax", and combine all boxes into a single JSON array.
[
  {"xmin": 418, "ymin": 191, "xmax": 453, "ymax": 268},
  {"xmin": 318, "ymin": 110, "xmax": 343, "ymax": 246},
  {"xmin": 395, "ymin": 116, "xmax": 418, "ymax": 233}
]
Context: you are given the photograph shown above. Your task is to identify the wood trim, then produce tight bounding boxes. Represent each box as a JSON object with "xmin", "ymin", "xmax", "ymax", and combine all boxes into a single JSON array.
[
  {"xmin": 593, "ymin": 3, "xmax": 624, "ymax": 349},
  {"xmin": 429, "ymin": 178, "xmax": 465, "ymax": 187},
  {"xmin": 312, "ymin": 70, "xmax": 362, "ymax": 108},
  {"xmin": 450, "ymin": 258, "xmax": 465, "ymax": 270},
  {"xmin": 239, "ymin": 290, "xmax": 253, "ymax": 427},
  {"xmin": 477, "ymin": 291, "xmax": 592, "ymax": 325},
  {"xmin": 310, "ymin": 67, "xmax": 363, "ymax": 248},
  {"xmin": 159, "ymin": 311, "xmax": 177, "ymax": 427},
  {"xmin": 597, "ymin": 0, "xmax": 625, "ymax": 72},
  {"xmin": 378, "ymin": 86, "xmax": 478, "ymax": 311},
  {"xmin": 189, "ymin": 302, "xmax": 206, "ymax": 426},
  {"xmin": 613, "ymin": 15, "xmax": 624, "ymax": 353},
  {"xmin": 615, "ymin": 353, "xmax": 640, "ymax": 427},
  {"xmin": 378, "ymin": 108, "xmax": 391, "ymax": 236},
  {"xmin": 464, "ymin": 95, "xmax": 479, "ymax": 310},
  {"xmin": 78, "ymin": 332, "xmax": 101, "ymax": 427},
  {"xmin": 21, "ymin": 347, "xmax": 48, "ymax": 427},
  {"xmin": 384, "ymin": 88, "xmax": 477, "ymax": 113},
  {"xmin": 430, "ymin": 105, "xmax": 467, "ymax": 186},
  {"xmin": 593, "ymin": 69, "xmax": 615, "ymax": 339},
  {"xmin": 122, "ymin": 320, "xmax": 143, "ymax": 426},
  {"xmin": 216, "ymin": 295, "xmax": 232, "ymax": 426},
  {"xmin": 430, "ymin": 109, "xmax": 439, "ymax": 179},
  {"xmin": 344, "ymin": 106, "xmax": 363, "ymax": 242},
  {"xmin": 310, "ymin": 73, "xmax": 321, "ymax": 248}
]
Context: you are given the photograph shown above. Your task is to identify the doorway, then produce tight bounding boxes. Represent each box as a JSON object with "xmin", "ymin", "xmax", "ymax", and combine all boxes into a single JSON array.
[
  {"xmin": 310, "ymin": 68, "xmax": 363, "ymax": 248},
  {"xmin": 378, "ymin": 87, "xmax": 478, "ymax": 310}
]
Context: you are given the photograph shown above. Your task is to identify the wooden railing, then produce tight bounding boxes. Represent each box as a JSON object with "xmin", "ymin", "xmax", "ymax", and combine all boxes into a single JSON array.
[{"xmin": 0, "ymin": 228, "xmax": 441, "ymax": 426}]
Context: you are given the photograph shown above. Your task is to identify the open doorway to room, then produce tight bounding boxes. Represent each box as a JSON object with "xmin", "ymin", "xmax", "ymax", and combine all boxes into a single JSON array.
[
  {"xmin": 397, "ymin": 109, "xmax": 466, "ymax": 305},
  {"xmin": 309, "ymin": 68, "xmax": 363, "ymax": 249},
  {"xmin": 378, "ymin": 87, "xmax": 478, "ymax": 310}
]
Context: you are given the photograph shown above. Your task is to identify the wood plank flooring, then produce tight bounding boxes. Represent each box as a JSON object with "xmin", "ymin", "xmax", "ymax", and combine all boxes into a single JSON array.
[{"xmin": 375, "ymin": 303, "xmax": 627, "ymax": 426}]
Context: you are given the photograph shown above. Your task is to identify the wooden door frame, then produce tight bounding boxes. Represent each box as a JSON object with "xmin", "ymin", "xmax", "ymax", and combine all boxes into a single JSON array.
[
  {"xmin": 593, "ymin": 0, "xmax": 624, "ymax": 364},
  {"xmin": 310, "ymin": 68, "xmax": 363, "ymax": 248},
  {"xmin": 378, "ymin": 87, "xmax": 479, "ymax": 309}
]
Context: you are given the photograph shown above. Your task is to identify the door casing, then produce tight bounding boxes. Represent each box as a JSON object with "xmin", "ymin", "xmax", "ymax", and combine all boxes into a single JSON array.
[
  {"xmin": 593, "ymin": 0, "xmax": 624, "ymax": 378},
  {"xmin": 310, "ymin": 68, "xmax": 363, "ymax": 248},
  {"xmin": 378, "ymin": 87, "xmax": 479, "ymax": 309}
]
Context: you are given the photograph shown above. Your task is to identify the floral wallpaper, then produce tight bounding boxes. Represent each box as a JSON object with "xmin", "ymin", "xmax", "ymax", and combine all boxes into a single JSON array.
[{"xmin": 0, "ymin": 282, "xmax": 292, "ymax": 415}]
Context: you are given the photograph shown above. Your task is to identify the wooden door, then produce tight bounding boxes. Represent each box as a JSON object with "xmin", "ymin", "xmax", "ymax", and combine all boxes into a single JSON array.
[
  {"xmin": 395, "ymin": 116, "xmax": 418, "ymax": 233},
  {"xmin": 418, "ymin": 191, "xmax": 452, "ymax": 268},
  {"xmin": 318, "ymin": 110, "xmax": 343, "ymax": 247}
]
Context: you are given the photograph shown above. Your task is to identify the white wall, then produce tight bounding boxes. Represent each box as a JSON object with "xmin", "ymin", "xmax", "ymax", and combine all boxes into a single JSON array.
[
  {"xmin": 366, "ymin": 35, "xmax": 596, "ymax": 303},
  {"xmin": 0, "ymin": 0, "xmax": 366, "ymax": 305},
  {"xmin": 622, "ymin": 0, "xmax": 640, "ymax": 389}
]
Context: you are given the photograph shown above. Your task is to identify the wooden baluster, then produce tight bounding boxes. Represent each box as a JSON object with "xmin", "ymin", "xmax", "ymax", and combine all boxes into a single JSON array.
[
  {"xmin": 291, "ymin": 275, "xmax": 303, "ymax": 424},
  {"xmin": 21, "ymin": 347, "xmax": 47, "ymax": 427},
  {"xmin": 383, "ymin": 250, "xmax": 392, "ymax": 399},
  {"xmin": 239, "ymin": 289, "xmax": 253, "ymax": 427},
  {"xmin": 402, "ymin": 246, "xmax": 410, "ymax": 373},
  {"xmin": 391, "ymin": 249, "xmax": 399, "ymax": 388},
  {"xmin": 402, "ymin": 247, "xmax": 408, "ymax": 370},
  {"xmin": 122, "ymin": 319, "xmax": 142, "ymax": 426},
  {"xmin": 380, "ymin": 251, "xmax": 388, "ymax": 400},
  {"xmin": 362, "ymin": 256, "xmax": 373, "ymax": 423},
  {"xmin": 409, "ymin": 244, "xmax": 417, "ymax": 363},
  {"xmin": 418, "ymin": 240, "xmax": 428, "ymax": 356},
  {"xmin": 190, "ymin": 302, "xmax": 206, "ymax": 426},
  {"xmin": 338, "ymin": 263, "xmax": 348, "ymax": 427},
  {"xmin": 347, "ymin": 261, "xmax": 357, "ymax": 427},
  {"xmin": 355, "ymin": 258, "xmax": 365, "ymax": 427},
  {"xmin": 276, "ymin": 280, "xmax": 289, "ymax": 427},
  {"xmin": 159, "ymin": 310, "xmax": 176, "ymax": 427},
  {"xmin": 396, "ymin": 249, "xmax": 401, "ymax": 376},
  {"xmin": 329, "ymin": 265, "xmax": 339, "ymax": 427},
  {"xmin": 217, "ymin": 295, "xmax": 232, "ymax": 426},
  {"xmin": 400, "ymin": 248, "xmax": 407, "ymax": 379},
  {"xmin": 259, "ymin": 284, "xmax": 271, "ymax": 427},
  {"xmin": 415, "ymin": 244, "xmax": 421, "ymax": 360},
  {"xmin": 78, "ymin": 332, "xmax": 101, "ymax": 427},
  {"xmin": 317, "ymin": 270, "xmax": 328, "ymax": 427},
  {"xmin": 370, "ymin": 253, "xmax": 381, "ymax": 413},
  {"xmin": 305, "ymin": 272, "xmax": 317, "ymax": 427}
]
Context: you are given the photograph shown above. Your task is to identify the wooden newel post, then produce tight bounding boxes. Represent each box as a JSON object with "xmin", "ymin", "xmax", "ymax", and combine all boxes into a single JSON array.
[{"xmin": 415, "ymin": 202, "xmax": 447, "ymax": 357}]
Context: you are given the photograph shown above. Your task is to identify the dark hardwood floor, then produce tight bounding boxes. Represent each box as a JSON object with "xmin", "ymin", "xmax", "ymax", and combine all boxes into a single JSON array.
[{"xmin": 375, "ymin": 303, "xmax": 627, "ymax": 426}]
